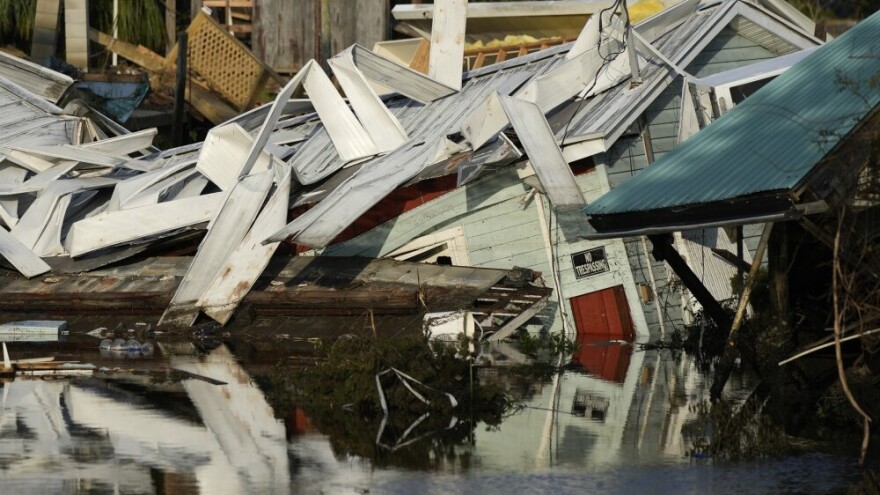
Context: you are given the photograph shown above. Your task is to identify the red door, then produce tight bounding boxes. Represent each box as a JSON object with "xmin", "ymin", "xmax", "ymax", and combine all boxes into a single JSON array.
[
  {"xmin": 569, "ymin": 286, "xmax": 635, "ymax": 383},
  {"xmin": 569, "ymin": 285, "xmax": 636, "ymax": 340}
]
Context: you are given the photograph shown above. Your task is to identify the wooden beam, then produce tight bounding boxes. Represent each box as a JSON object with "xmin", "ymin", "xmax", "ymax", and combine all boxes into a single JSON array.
[
  {"xmin": 649, "ymin": 233, "xmax": 732, "ymax": 330},
  {"xmin": 409, "ymin": 38, "xmax": 430, "ymax": 74},
  {"xmin": 88, "ymin": 28, "xmax": 166, "ymax": 72},
  {"xmin": 428, "ymin": 0, "xmax": 466, "ymax": 90}
]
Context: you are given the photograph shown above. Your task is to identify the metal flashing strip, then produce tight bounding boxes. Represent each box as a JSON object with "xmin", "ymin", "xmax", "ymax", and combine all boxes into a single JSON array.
[
  {"xmin": 499, "ymin": 95, "xmax": 585, "ymax": 207},
  {"xmin": 393, "ymin": 0, "xmax": 624, "ymax": 20},
  {"xmin": 350, "ymin": 45, "xmax": 457, "ymax": 103},
  {"xmin": 582, "ymin": 211, "xmax": 795, "ymax": 240},
  {"xmin": 0, "ymin": 225, "xmax": 51, "ymax": 278},
  {"xmin": 64, "ymin": 193, "xmax": 223, "ymax": 257},
  {"xmin": 329, "ymin": 50, "xmax": 409, "ymax": 153}
]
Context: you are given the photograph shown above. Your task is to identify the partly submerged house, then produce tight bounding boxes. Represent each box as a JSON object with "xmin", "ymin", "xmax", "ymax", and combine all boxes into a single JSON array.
[
  {"xmin": 299, "ymin": 0, "xmax": 822, "ymax": 341},
  {"xmin": 0, "ymin": 0, "xmax": 823, "ymax": 338},
  {"xmin": 583, "ymin": 8, "xmax": 880, "ymax": 332}
]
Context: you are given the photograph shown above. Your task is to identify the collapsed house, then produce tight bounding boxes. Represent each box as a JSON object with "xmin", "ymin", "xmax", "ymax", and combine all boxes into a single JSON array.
[
  {"xmin": 583, "ymin": 9, "xmax": 880, "ymax": 352},
  {"xmin": 0, "ymin": 0, "xmax": 822, "ymax": 337},
  {"xmin": 295, "ymin": 0, "xmax": 821, "ymax": 342}
]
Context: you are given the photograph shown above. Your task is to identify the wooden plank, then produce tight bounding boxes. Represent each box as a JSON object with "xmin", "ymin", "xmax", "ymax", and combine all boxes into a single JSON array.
[
  {"xmin": 186, "ymin": 82, "xmax": 240, "ymax": 125},
  {"xmin": 427, "ymin": 0, "xmax": 467, "ymax": 91},
  {"xmin": 64, "ymin": 0, "xmax": 89, "ymax": 70},
  {"xmin": 199, "ymin": 165, "xmax": 291, "ymax": 324},
  {"xmin": 160, "ymin": 169, "xmax": 275, "ymax": 327},
  {"xmin": 203, "ymin": 0, "xmax": 253, "ymax": 7},
  {"xmin": 498, "ymin": 95, "xmax": 585, "ymax": 207},
  {"xmin": 351, "ymin": 45, "xmax": 456, "ymax": 103},
  {"xmin": 65, "ymin": 193, "xmax": 223, "ymax": 257},
  {"xmin": 88, "ymin": 29, "xmax": 166, "ymax": 72},
  {"xmin": 165, "ymin": 0, "xmax": 177, "ymax": 48},
  {"xmin": 393, "ymin": 1, "xmax": 617, "ymax": 19},
  {"xmin": 31, "ymin": 0, "xmax": 61, "ymax": 65},
  {"xmin": 472, "ymin": 52, "xmax": 486, "ymax": 70},
  {"xmin": 329, "ymin": 50, "xmax": 408, "ymax": 153},
  {"xmin": 252, "ymin": 0, "xmax": 314, "ymax": 73},
  {"xmin": 0, "ymin": 226, "xmax": 51, "ymax": 278},
  {"xmin": 328, "ymin": 0, "xmax": 389, "ymax": 56},
  {"xmin": 409, "ymin": 38, "xmax": 431, "ymax": 74}
]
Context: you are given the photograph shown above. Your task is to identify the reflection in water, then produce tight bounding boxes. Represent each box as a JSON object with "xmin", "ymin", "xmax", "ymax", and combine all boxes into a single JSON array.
[
  {"xmin": 0, "ymin": 340, "xmax": 870, "ymax": 494},
  {"xmin": 0, "ymin": 344, "xmax": 289, "ymax": 495}
]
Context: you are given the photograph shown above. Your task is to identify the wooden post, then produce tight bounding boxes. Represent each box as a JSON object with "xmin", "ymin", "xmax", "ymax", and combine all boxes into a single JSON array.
[
  {"xmin": 710, "ymin": 222, "xmax": 773, "ymax": 400},
  {"xmin": 736, "ymin": 224, "xmax": 744, "ymax": 293},
  {"xmin": 320, "ymin": 0, "xmax": 331, "ymax": 69},
  {"xmin": 172, "ymin": 32, "xmax": 188, "ymax": 148},
  {"xmin": 769, "ymin": 222, "xmax": 790, "ymax": 321},
  {"xmin": 165, "ymin": 0, "xmax": 177, "ymax": 50}
]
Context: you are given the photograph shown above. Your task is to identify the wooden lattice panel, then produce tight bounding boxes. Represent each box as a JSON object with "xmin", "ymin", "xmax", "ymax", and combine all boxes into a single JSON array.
[{"xmin": 185, "ymin": 12, "xmax": 265, "ymax": 109}]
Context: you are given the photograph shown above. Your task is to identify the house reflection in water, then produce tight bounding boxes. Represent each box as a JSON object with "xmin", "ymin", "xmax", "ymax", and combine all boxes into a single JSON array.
[{"xmin": 472, "ymin": 339, "xmax": 729, "ymax": 470}]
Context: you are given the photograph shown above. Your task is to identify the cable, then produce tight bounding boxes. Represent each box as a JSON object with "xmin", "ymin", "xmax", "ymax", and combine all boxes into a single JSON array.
[{"xmin": 559, "ymin": 0, "xmax": 633, "ymax": 144}]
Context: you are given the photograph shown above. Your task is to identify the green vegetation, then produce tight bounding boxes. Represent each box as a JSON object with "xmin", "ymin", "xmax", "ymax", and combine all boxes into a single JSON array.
[{"xmin": 0, "ymin": 0, "xmax": 169, "ymax": 55}]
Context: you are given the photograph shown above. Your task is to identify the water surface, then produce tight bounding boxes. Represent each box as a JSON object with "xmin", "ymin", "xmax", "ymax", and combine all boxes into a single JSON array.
[{"xmin": 0, "ymin": 334, "xmax": 870, "ymax": 494}]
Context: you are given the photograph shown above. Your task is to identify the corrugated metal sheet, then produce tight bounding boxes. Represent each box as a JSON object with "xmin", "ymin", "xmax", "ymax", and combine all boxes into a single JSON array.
[{"xmin": 585, "ymin": 10, "xmax": 880, "ymax": 217}]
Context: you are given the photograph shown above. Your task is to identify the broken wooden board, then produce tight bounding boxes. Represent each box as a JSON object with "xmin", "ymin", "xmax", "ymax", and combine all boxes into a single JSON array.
[
  {"xmin": 199, "ymin": 165, "xmax": 291, "ymax": 325},
  {"xmin": 64, "ymin": 193, "xmax": 223, "ymax": 257},
  {"xmin": 0, "ymin": 226, "xmax": 51, "ymax": 278},
  {"xmin": 160, "ymin": 169, "xmax": 275, "ymax": 327},
  {"xmin": 87, "ymin": 29, "xmax": 166, "ymax": 72}
]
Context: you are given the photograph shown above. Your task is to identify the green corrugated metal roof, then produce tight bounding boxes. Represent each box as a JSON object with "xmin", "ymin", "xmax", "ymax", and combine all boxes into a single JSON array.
[{"xmin": 585, "ymin": 10, "xmax": 880, "ymax": 218}]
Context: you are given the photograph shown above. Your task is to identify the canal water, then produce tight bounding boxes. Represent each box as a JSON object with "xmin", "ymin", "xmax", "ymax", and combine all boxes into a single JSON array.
[{"xmin": 0, "ymin": 332, "xmax": 872, "ymax": 494}]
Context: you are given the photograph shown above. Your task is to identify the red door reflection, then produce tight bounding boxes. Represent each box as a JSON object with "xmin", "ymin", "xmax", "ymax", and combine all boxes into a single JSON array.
[{"xmin": 569, "ymin": 285, "xmax": 635, "ymax": 382}]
